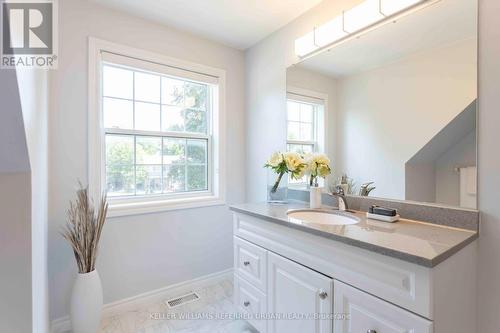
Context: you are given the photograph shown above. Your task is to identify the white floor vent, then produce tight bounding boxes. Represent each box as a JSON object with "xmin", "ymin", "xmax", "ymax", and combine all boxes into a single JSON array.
[{"xmin": 165, "ymin": 292, "xmax": 201, "ymax": 308}]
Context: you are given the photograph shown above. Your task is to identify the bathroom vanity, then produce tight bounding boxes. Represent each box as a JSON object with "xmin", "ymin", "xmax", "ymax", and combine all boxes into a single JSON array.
[
  {"xmin": 233, "ymin": 0, "xmax": 479, "ymax": 331},
  {"xmin": 230, "ymin": 202, "xmax": 478, "ymax": 333}
]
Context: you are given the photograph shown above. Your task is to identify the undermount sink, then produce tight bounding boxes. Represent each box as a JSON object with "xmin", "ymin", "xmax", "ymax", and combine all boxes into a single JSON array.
[{"xmin": 287, "ymin": 209, "xmax": 360, "ymax": 226}]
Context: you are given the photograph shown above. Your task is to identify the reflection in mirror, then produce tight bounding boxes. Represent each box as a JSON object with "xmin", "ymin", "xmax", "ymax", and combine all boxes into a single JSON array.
[{"xmin": 287, "ymin": 0, "xmax": 477, "ymax": 209}]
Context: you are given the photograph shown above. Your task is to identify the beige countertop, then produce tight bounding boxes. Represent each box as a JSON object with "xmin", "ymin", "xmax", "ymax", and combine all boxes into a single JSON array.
[{"xmin": 230, "ymin": 201, "xmax": 478, "ymax": 267}]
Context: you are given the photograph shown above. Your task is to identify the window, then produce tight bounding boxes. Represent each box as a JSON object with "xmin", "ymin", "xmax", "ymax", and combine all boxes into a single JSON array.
[
  {"xmin": 89, "ymin": 39, "xmax": 225, "ymax": 216},
  {"xmin": 286, "ymin": 89, "xmax": 327, "ymax": 186},
  {"xmin": 103, "ymin": 65, "xmax": 210, "ymax": 197},
  {"xmin": 287, "ymin": 99, "xmax": 316, "ymax": 154}
]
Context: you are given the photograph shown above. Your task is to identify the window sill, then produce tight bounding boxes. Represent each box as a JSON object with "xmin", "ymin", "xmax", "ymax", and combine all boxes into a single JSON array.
[{"xmin": 107, "ymin": 195, "xmax": 225, "ymax": 218}]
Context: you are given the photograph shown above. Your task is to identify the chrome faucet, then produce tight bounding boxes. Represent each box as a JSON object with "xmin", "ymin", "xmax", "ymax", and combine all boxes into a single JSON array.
[{"xmin": 331, "ymin": 185, "xmax": 349, "ymax": 211}]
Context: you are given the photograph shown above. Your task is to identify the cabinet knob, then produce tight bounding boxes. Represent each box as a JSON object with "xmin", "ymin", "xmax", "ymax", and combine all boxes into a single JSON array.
[
  {"xmin": 367, "ymin": 330, "xmax": 377, "ymax": 333},
  {"xmin": 243, "ymin": 261, "xmax": 250, "ymax": 266},
  {"xmin": 243, "ymin": 301, "xmax": 250, "ymax": 307},
  {"xmin": 319, "ymin": 290, "xmax": 328, "ymax": 300}
]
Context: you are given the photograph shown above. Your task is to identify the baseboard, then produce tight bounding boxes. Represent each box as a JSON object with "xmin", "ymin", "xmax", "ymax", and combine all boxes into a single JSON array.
[{"xmin": 51, "ymin": 268, "xmax": 234, "ymax": 333}]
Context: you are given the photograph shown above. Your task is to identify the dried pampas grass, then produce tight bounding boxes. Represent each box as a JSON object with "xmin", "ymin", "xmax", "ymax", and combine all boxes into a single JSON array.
[{"xmin": 62, "ymin": 184, "xmax": 108, "ymax": 273}]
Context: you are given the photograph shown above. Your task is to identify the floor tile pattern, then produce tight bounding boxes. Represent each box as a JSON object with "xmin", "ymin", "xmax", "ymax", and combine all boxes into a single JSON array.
[{"xmin": 97, "ymin": 279, "xmax": 258, "ymax": 333}]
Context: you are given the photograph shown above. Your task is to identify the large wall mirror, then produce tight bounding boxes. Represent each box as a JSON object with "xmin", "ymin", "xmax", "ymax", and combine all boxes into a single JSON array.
[{"xmin": 287, "ymin": 0, "xmax": 477, "ymax": 209}]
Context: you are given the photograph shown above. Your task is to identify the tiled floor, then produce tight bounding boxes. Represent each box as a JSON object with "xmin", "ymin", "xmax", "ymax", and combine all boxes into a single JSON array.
[{"xmin": 98, "ymin": 279, "xmax": 258, "ymax": 333}]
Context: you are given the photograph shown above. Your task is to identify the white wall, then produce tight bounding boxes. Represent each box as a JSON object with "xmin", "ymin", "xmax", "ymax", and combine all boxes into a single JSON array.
[
  {"xmin": 16, "ymin": 67, "xmax": 50, "ymax": 333},
  {"xmin": 245, "ymin": 36, "xmax": 288, "ymax": 200},
  {"xmin": 0, "ymin": 70, "xmax": 31, "ymax": 174},
  {"xmin": 0, "ymin": 173, "xmax": 32, "ymax": 333},
  {"xmin": 405, "ymin": 163, "xmax": 436, "ymax": 203},
  {"xmin": 48, "ymin": 0, "xmax": 245, "ymax": 321},
  {"xmin": 335, "ymin": 39, "xmax": 477, "ymax": 200},
  {"xmin": 477, "ymin": 0, "xmax": 500, "ymax": 331},
  {"xmin": 0, "ymin": 70, "xmax": 32, "ymax": 332}
]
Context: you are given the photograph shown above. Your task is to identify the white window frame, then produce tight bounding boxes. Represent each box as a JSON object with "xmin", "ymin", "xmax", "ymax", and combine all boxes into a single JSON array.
[
  {"xmin": 88, "ymin": 38, "xmax": 226, "ymax": 217},
  {"xmin": 286, "ymin": 86, "xmax": 328, "ymax": 187}
]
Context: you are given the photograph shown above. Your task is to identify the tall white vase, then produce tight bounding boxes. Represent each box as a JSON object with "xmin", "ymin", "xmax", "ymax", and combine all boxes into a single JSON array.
[
  {"xmin": 310, "ymin": 186, "xmax": 322, "ymax": 209},
  {"xmin": 71, "ymin": 270, "xmax": 103, "ymax": 333}
]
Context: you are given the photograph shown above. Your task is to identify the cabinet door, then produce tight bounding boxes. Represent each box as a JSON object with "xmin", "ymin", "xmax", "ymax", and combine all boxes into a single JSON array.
[
  {"xmin": 334, "ymin": 280, "xmax": 432, "ymax": 333},
  {"xmin": 268, "ymin": 252, "xmax": 333, "ymax": 333},
  {"xmin": 234, "ymin": 275, "xmax": 267, "ymax": 333}
]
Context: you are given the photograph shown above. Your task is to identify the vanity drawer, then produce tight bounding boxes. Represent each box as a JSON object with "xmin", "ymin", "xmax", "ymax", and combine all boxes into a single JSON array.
[
  {"xmin": 234, "ymin": 275, "xmax": 267, "ymax": 333},
  {"xmin": 334, "ymin": 280, "xmax": 432, "ymax": 333},
  {"xmin": 234, "ymin": 236, "xmax": 267, "ymax": 292}
]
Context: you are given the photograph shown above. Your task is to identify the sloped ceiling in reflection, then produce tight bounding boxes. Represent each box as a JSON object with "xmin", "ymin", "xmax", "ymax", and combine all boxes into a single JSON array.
[{"xmin": 406, "ymin": 99, "xmax": 476, "ymax": 165}]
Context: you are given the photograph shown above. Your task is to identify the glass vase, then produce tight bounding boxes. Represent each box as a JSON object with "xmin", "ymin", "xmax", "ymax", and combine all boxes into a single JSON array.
[{"xmin": 267, "ymin": 169, "xmax": 288, "ymax": 204}]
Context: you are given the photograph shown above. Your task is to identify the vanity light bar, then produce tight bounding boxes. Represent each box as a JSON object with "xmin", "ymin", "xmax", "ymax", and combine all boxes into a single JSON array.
[
  {"xmin": 314, "ymin": 16, "xmax": 347, "ymax": 48},
  {"xmin": 295, "ymin": 0, "xmax": 434, "ymax": 58},
  {"xmin": 344, "ymin": 0, "xmax": 386, "ymax": 34}
]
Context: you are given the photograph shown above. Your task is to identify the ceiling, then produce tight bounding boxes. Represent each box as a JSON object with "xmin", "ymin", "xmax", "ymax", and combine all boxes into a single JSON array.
[
  {"xmin": 89, "ymin": 0, "xmax": 323, "ymax": 49},
  {"xmin": 296, "ymin": 0, "xmax": 477, "ymax": 78}
]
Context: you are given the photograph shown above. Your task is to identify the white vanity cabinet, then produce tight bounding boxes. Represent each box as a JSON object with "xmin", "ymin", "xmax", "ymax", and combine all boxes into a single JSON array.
[
  {"xmin": 267, "ymin": 252, "xmax": 333, "ymax": 333},
  {"xmin": 234, "ymin": 238, "xmax": 333, "ymax": 333},
  {"xmin": 334, "ymin": 280, "xmax": 432, "ymax": 333},
  {"xmin": 232, "ymin": 211, "xmax": 476, "ymax": 333}
]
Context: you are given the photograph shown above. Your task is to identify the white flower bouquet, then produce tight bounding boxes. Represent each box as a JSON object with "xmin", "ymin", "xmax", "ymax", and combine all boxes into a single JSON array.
[
  {"xmin": 265, "ymin": 151, "xmax": 307, "ymax": 193},
  {"xmin": 305, "ymin": 153, "xmax": 332, "ymax": 187}
]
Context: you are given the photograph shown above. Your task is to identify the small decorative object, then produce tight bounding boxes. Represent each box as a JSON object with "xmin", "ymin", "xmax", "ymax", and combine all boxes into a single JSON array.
[
  {"xmin": 338, "ymin": 173, "xmax": 356, "ymax": 195},
  {"xmin": 366, "ymin": 205, "xmax": 400, "ymax": 222},
  {"xmin": 359, "ymin": 181, "xmax": 376, "ymax": 196},
  {"xmin": 305, "ymin": 154, "xmax": 332, "ymax": 209},
  {"xmin": 338, "ymin": 174, "xmax": 349, "ymax": 194},
  {"xmin": 62, "ymin": 184, "xmax": 108, "ymax": 333},
  {"xmin": 265, "ymin": 151, "xmax": 306, "ymax": 203}
]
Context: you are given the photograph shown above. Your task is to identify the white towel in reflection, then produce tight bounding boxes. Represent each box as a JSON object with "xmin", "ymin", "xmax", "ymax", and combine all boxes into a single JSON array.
[{"xmin": 459, "ymin": 166, "xmax": 477, "ymax": 209}]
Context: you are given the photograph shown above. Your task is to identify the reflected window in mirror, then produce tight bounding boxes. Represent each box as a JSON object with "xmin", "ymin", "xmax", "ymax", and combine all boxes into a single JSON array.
[{"xmin": 286, "ymin": 91, "xmax": 326, "ymax": 187}]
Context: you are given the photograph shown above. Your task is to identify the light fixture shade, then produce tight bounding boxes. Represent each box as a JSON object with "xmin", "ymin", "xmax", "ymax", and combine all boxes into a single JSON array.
[
  {"xmin": 343, "ymin": 0, "xmax": 385, "ymax": 33},
  {"xmin": 295, "ymin": 30, "xmax": 318, "ymax": 57},
  {"xmin": 315, "ymin": 16, "xmax": 348, "ymax": 47},
  {"xmin": 380, "ymin": 0, "xmax": 424, "ymax": 16},
  {"xmin": 294, "ymin": 0, "xmax": 432, "ymax": 57}
]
